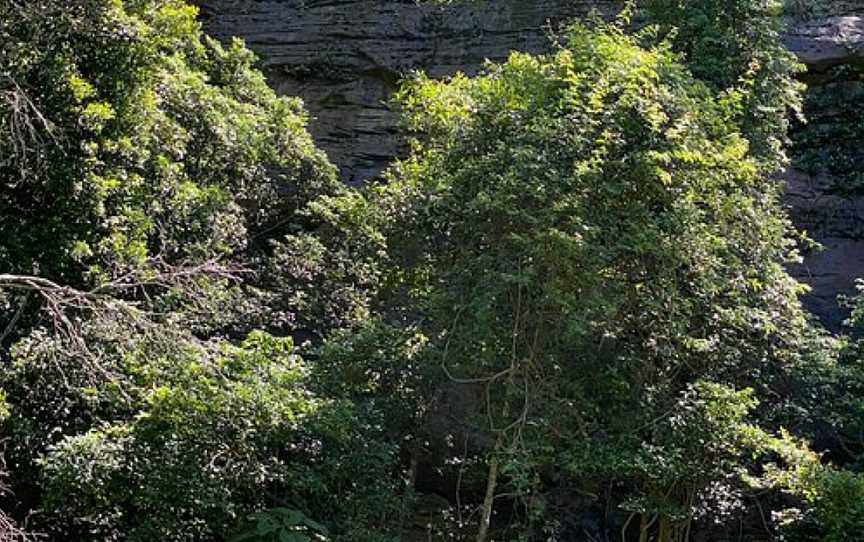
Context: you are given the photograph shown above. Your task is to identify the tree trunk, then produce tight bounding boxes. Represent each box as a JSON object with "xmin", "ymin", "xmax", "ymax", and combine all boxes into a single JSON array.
[
  {"xmin": 475, "ymin": 440, "xmax": 501, "ymax": 542},
  {"xmin": 658, "ymin": 516, "xmax": 672, "ymax": 542},
  {"xmin": 639, "ymin": 513, "xmax": 650, "ymax": 542}
]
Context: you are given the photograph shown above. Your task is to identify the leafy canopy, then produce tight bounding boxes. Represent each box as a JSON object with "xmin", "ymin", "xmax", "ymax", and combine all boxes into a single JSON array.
[
  {"xmin": 0, "ymin": 0, "xmax": 338, "ymax": 288},
  {"xmin": 0, "ymin": 1, "xmax": 402, "ymax": 541},
  {"xmin": 359, "ymin": 17, "xmax": 815, "ymax": 537}
]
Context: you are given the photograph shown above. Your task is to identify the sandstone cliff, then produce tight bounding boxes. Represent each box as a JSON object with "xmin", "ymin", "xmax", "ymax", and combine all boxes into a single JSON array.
[{"xmin": 197, "ymin": 0, "xmax": 621, "ymax": 182}]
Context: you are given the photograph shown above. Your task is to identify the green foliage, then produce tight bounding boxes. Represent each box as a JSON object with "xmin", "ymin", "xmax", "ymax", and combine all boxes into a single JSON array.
[
  {"xmin": 4, "ymin": 323, "xmax": 404, "ymax": 541},
  {"xmin": 567, "ymin": 382, "xmax": 823, "ymax": 534},
  {"xmin": 0, "ymin": 1, "xmax": 402, "ymax": 540},
  {"xmin": 789, "ymin": 281, "xmax": 864, "ymax": 465},
  {"xmin": 313, "ymin": 320, "xmax": 429, "ymax": 425},
  {"xmin": 229, "ymin": 508, "xmax": 329, "ymax": 542},
  {"xmin": 0, "ymin": 0, "xmax": 338, "ymax": 288},
  {"xmin": 1, "ymin": 0, "xmax": 861, "ymax": 540},
  {"xmin": 775, "ymin": 283, "xmax": 864, "ymax": 540},
  {"xmin": 380, "ymin": 17, "xmax": 813, "ymax": 537},
  {"xmin": 784, "ymin": 0, "xmax": 860, "ymax": 20},
  {"xmin": 0, "ymin": 389, "xmax": 9, "ymax": 423},
  {"xmin": 644, "ymin": 0, "xmax": 805, "ymax": 171},
  {"xmin": 806, "ymin": 469, "xmax": 864, "ymax": 541},
  {"xmin": 28, "ymin": 331, "xmax": 310, "ymax": 540},
  {"xmin": 791, "ymin": 65, "xmax": 864, "ymax": 194},
  {"xmin": 262, "ymin": 190, "xmax": 388, "ymax": 336},
  {"xmin": 773, "ymin": 466, "xmax": 864, "ymax": 542}
]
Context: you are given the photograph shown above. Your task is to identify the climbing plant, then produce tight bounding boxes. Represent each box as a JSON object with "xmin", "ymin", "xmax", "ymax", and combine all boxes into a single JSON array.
[
  {"xmin": 792, "ymin": 65, "xmax": 864, "ymax": 195},
  {"xmin": 644, "ymin": 0, "xmax": 805, "ymax": 172}
]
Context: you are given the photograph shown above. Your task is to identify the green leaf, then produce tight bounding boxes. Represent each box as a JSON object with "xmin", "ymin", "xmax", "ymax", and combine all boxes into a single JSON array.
[
  {"xmin": 302, "ymin": 516, "xmax": 329, "ymax": 534},
  {"xmin": 270, "ymin": 508, "xmax": 305, "ymax": 526}
]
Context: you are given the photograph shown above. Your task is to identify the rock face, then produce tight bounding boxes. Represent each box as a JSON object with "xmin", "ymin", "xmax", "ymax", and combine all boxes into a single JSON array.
[
  {"xmin": 786, "ymin": 170, "xmax": 864, "ymax": 328},
  {"xmin": 784, "ymin": 5, "xmax": 864, "ymax": 328},
  {"xmin": 197, "ymin": 0, "xmax": 864, "ymax": 327},
  {"xmin": 783, "ymin": 3, "xmax": 864, "ymax": 73},
  {"xmin": 785, "ymin": 16, "xmax": 864, "ymax": 71},
  {"xmin": 196, "ymin": 0, "xmax": 620, "ymax": 183}
]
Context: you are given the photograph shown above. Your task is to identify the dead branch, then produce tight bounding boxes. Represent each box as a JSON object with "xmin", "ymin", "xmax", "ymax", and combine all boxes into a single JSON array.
[
  {"xmin": 0, "ymin": 294, "xmax": 28, "ymax": 345},
  {"xmin": 0, "ymin": 509, "xmax": 30, "ymax": 542},
  {"xmin": 0, "ymin": 75, "xmax": 61, "ymax": 180},
  {"xmin": 0, "ymin": 258, "xmax": 248, "ymax": 382}
]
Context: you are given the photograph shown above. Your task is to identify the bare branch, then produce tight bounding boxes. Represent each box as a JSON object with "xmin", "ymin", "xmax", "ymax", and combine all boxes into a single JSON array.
[
  {"xmin": 0, "ymin": 509, "xmax": 31, "ymax": 542},
  {"xmin": 0, "ymin": 259, "xmax": 248, "ymax": 384},
  {"xmin": 0, "ymin": 294, "xmax": 28, "ymax": 345},
  {"xmin": 0, "ymin": 75, "xmax": 61, "ymax": 181}
]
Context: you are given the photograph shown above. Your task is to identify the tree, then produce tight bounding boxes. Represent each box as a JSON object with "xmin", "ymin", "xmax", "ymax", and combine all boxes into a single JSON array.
[
  {"xmin": 0, "ymin": 0, "xmax": 341, "ymax": 345},
  {"xmin": 0, "ymin": 1, "xmax": 404, "ymax": 540},
  {"xmin": 0, "ymin": 0, "xmax": 852, "ymax": 540},
  {"xmin": 368, "ymin": 17, "xmax": 814, "ymax": 540}
]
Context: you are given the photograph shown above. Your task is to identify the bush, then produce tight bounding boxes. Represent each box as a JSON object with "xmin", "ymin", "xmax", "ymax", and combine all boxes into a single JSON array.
[{"xmin": 4, "ymin": 328, "xmax": 404, "ymax": 541}]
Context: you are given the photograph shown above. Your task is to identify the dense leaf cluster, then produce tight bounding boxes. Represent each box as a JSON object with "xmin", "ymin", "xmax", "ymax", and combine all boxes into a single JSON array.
[
  {"xmin": 644, "ymin": 0, "xmax": 805, "ymax": 172},
  {"xmin": 792, "ymin": 64, "xmax": 864, "ymax": 195},
  {"xmin": 0, "ymin": 1, "xmax": 400, "ymax": 540},
  {"xmin": 359, "ymin": 19, "xmax": 824, "ymax": 540}
]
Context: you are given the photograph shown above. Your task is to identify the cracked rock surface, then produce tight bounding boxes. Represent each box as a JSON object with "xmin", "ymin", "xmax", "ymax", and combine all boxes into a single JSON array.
[
  {"xmin": 784, "ymin": 14, "xmax": 864, "ymax": 71},
  {"xmin": 784, "ymin": 5, "xmax": 864, "ymax": 328}
]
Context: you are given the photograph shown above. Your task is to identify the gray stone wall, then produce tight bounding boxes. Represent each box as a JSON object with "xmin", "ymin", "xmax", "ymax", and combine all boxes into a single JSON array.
[
  {"xmin": 196, "ymin": 0, "xmax": 620, "ymax": 182},
  {"xmin": 784, "ymin": 9, "xmax": 864, "ymax": 328}
]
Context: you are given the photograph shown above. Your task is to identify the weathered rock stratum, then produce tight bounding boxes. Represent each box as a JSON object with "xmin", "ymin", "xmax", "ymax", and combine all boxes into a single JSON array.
[
  {"xmin": 197, "ymin": 0, "xmax": 864, "ymax": 327},
  {"xmin": 197, "ymin": 0, "xmax": 620, "ymax": 183},
  {"xmin": 784, "ymin": 2, "xmax": 864, "ymax": 72}
]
